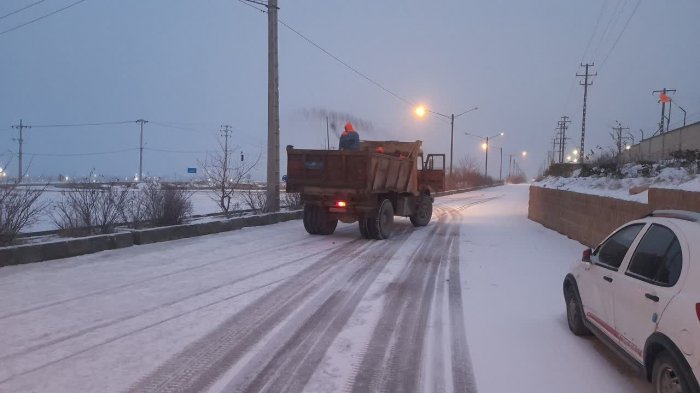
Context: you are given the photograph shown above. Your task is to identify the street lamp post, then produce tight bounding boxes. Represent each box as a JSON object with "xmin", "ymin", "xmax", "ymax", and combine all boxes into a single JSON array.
[
  {"xmin": 415, "ymin": 105, "xmax": 478, "ymax": 176},
  {"xmin": 465, "ymin": 131, "xmax": 504, "ymax": 178}
]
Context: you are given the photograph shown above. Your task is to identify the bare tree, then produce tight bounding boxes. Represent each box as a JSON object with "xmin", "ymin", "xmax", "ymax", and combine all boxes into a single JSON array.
[
  {"xmin": 241, "ymin": 187, "xmax": 268, "ymax": 214},
  {"xmin": 200, "ymin": 141, "xmax": 260, "ymax": 214},
  {"xmin": 0, "ymin": 180, "xmax": 48, "ymax": 245},
  {"xmin": 52, "ymin": 182, "xmax": 130, "ymax": 235},
  {"xmin": 448, "ymin": 155, "xmax": 492, "ymax": 189},
  {"xmin": 282, "ymin": 192, "xmax": 303, "ymax": 210}
]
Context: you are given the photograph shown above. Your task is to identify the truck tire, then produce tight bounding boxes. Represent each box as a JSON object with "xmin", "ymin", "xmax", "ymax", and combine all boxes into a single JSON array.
[
  {"xmin": 358, "ymin": 216, "xmax": 370, "ymax": 239},
  {"xmin": 303, "ymin": 204, "xmax": 319, "ymax": 235},
  {"xmin": 316, "ymin": 208, "xmax": 338, "ymax": 235},
  {"xmin": 409, "ymin": 194, "xmax": 432, "ymax": 227},
  {"xmin": 369, "ymin": 199, "xmax": 394, "ymax": 240}
]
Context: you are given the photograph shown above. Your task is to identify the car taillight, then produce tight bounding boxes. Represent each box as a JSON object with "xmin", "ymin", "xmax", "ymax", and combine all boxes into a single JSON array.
[
  {"xmin": 336, "ymin": 201, "xmax": 347, "ymax": 207},
  {"xmin": 695, "ymin": 304, "xmax": 700, "ymax": 323},
  {"xmin": 582, "ymin": 248, "xmax": 592, "ymax": 262}
]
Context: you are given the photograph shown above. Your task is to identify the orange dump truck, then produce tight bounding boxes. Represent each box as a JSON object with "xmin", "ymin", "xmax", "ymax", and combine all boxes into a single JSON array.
[{"xmin": 285, "ymin": 140, "xmax": 445, "ymax": 239}]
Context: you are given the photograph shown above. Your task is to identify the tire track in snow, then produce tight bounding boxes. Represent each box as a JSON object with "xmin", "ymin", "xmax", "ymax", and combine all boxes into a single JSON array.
[
  {"xmin": 227, "ymin": 225, "xmax": 416, "ymax": 393},
  {"xmin": 0, "ymin": 236, "xmax": 366, "ymax": 387},
  {"xmin": 349, "ymin": 195, "xmax": 493, "ymax": 393},
  {"xmin": 0, "ymin": 230, "xmax": 353, "ymax": 321},
  {"xmin": 0, "ymin": 244, "xmax": 341, "ymax": 362},
  {"xmin": 446, "ymin": 210, "xmax": 477, "ymax": 393},
  {"xmin": 350, "ymin": 207, "xmax": 454, "ymax": 393},
  {"xmin": 127, "ymin": 233, "xmax": 385, "ymax": 393}
]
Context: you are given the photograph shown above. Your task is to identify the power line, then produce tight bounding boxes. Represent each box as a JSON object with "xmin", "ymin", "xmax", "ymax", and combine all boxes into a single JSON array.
[
  {"xmin": 0, "ymin": 0, "xmax": 90, "ymax": 37},
  {"xmin": 29, "ymin": 120, "xmax": 134, "ymax": 128},
  {"xmin": 23, "ymin": 148, "xmax": 138, "ymax": 157},
  {"xmin": 235, "ymin": 0, "xmax": 415, "ymax": 108},
  {"xmin": 0, "ymin": 0, "xmax": 48, "ymax": 21},
  {"xmin": 598, "ymin": 0, "xmax": 641, "ymax": 72},
  {"xmin": 580, "ymin": 0, "xmax": 610, "ymax": 63},
  {"xmin": 276, "ymin": 20, "xmax": 414, "ymax": 107}
]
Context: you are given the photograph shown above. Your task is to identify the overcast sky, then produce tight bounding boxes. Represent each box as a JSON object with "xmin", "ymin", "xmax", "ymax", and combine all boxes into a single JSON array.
[{"xmin": 1, "ymin": 0, "xmax": 699, "ymax": 181}]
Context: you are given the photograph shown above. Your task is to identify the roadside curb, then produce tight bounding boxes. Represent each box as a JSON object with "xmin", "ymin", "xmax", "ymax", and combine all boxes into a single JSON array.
[{"xmin": 0, "ymin": 211, "xmax": 302, "ymax": 268}]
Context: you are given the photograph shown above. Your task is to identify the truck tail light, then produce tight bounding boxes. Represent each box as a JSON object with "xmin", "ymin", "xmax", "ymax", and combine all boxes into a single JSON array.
[
  {"xmin": 582, "ymin": 248, "xmax": 592, "ymax": 262},
  {"xmin": 336, "ymin": 201, "xmax": 347, "ymax": 207}
]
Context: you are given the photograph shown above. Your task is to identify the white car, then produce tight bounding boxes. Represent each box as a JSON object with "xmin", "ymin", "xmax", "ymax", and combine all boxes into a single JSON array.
[{"xmin": 564, "ymin": 210, "xmax": 700, "ymax": 393}]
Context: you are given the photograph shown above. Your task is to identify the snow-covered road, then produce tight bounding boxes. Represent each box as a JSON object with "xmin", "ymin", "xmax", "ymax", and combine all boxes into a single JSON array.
[{"xmin": 0, "ymin": 185, "xmax": 648, "ymax": 393}]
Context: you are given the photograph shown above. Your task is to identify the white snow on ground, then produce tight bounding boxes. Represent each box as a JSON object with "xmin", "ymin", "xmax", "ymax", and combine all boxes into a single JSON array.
[
  {"xmin": 21, "ymin": 187, "xmax": 273, "ymax": 233},
  {"xmin": 0, "ymin": 185, "xmax": 648, "ymax": 392},
  {"xmin": 535, "ymin": 166, "xmax": 698, "ymax": 202},
  {"xmin": 457, "ymin": 185, "xmax": 646, "ymax": 392}
]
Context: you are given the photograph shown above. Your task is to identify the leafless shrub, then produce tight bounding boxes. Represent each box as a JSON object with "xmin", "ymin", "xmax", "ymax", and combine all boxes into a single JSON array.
[
  {"xmin": 0, "ymin": 181, "xmax": 48, "ymax": 245},
  {"xmin": 282, "ymin": 192, "xmax": 303, "ymax": 210},
  {"xmin": 136, "ymin": 181, "xmax": 193, "ymax": 227},
  {"xmin": 242, "ymin": 188, "xmax": 268, "ymax": 214},
  {"xmin": 200, "ymin": 140, "xmax": 261, "ymax": 215},
  {"xmin": 447, "ymin": 156, "xmax": 494, "ymax": 189},
  {"xmin": 52, "ymin": 182, "xmax": 130, "ymax": 236}
]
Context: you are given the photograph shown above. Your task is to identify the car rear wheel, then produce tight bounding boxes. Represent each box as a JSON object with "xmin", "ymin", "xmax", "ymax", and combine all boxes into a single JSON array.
[
  {"xmin": 653, "ymin": 352, "xmax": 695, "ymax": 393},
  {"xmin": 565, "ymin": 286, "xmax": 590, "ymax": 336}
]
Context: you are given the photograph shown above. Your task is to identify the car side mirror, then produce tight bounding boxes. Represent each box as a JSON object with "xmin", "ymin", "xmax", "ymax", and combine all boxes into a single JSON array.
[{"xmin": 582, "ymin": 248, "xmax": 592, "ymax": 263}]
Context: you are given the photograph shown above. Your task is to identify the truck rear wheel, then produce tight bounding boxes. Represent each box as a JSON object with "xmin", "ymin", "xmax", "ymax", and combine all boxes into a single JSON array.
[
  {"xmin": 316, "ymin": 208, "xmax": 338, "ymax": 235},
  {"xmin": 303, "ymin": 204, "xmax": 319, "ymax": 235},
  {"xmin": 369, "ymin": 199, "xmax": 394, "ymax": 240},
  {"xmin": 358, "ymin": 216, "xmax": 370, "ymax": 239},
  {"xmin": 410, "ymin": 194, "xmax": 432, "ymax": 227}
]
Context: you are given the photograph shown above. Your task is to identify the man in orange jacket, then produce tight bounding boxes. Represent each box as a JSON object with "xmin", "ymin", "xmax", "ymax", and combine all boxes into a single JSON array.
[{"xmin": 339, "ymin": 122, "xmax": 360, "ymax": 150}]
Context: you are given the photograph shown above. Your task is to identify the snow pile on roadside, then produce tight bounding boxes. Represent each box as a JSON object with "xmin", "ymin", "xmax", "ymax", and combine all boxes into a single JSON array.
[{"xmin": 534, "ymin": 165, "xmax": 698, "ymax": 202}]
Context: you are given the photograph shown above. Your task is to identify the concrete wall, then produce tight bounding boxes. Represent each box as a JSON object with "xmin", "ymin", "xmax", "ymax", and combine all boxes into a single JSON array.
[
  {"xmin": 528, "ymin": 186, "xmax": 700, "ymax": 247},
  {"xmin": 622, "ymin": 121, "xmax": 700, "ymax": 162}
]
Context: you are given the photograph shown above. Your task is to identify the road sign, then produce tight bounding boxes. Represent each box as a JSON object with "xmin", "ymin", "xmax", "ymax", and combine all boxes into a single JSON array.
[{"xmin": 187, "ymin": 167, "xmax": 197, "ymax": 174}]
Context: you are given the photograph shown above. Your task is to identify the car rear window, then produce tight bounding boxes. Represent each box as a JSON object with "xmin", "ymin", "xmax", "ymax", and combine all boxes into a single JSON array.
[
  {"xmin": 596, "ymin": 224, "xmax": 645, "ymax": 270},
  {"xmin": 626, "ymin": 224, "xmax": 683, "ymax": 287}
]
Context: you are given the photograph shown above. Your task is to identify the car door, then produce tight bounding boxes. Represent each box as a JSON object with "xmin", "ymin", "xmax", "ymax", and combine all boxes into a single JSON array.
[
  {"xmin": 613, "ymin": 223, "xmax": 686, "ymax": 363},
  {"xmin": 577, "ymin": 223, "xmax": 646, "ymax": 337}
]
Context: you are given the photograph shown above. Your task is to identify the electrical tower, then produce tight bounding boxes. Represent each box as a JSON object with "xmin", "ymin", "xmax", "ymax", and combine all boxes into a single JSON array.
[
  {"xmin": 11, "ymin": 119, "xmax": 31, "ymax": 182},
  {"xmin": 611, "ymin": 121, "xmax": 631, "ymax": 155},
  {"xmin": 557, "ymin": 116, "xmax": 571, "ymax": 163},
  {"xmin": 136, "ymin": 119, "xmax": 148, "ymax": 182},
  {"xmin": 577, "ymin": 63, "xmax": 596, "ymax": 163},
  {"xmin": 652, "ymin": 88, "xmax": 676, "ymax": 134}
]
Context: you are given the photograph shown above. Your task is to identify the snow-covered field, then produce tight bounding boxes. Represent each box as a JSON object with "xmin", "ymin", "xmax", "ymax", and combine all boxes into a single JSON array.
[
  {"xmin": 0, "ymin": 185, "xmax": 648, "ymax": 392},
  {"xmin": 535, "ymin": 165, "xmax": 699, "ymax": 202},
  {"xmin": 22, "ymin": 187, "xmax": 271, "ymax": 233}
]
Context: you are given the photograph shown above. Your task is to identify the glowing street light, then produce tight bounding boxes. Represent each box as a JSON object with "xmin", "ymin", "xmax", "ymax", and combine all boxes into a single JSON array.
[
  {"xmin": 522, "ymin": 151, "xmax": 527, "ymax": 157},
  {"xmin": 465, "ymin": 131, "xmax": 504, "ymax": 178},
  {"xmin": 414, "ymin": 104, "xmax": 478, "ymax": 175},
  {"xmin": 625, "ymin": 145, "xmax": 631, "ymax": 150},
  {"xmin": 572, "ymin": 149, "xmax": 579, "ymax": 156}
]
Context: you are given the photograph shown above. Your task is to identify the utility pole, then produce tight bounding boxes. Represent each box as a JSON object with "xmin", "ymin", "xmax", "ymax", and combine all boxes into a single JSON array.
[
  {"xmin": 577, "ymin": 63, "xmax": 596, "ymax": 163},
  {"xmin": 11, "ymin": 119, "xmax": 31, "ymax": 182},
  {"xmin": 508, "ymin": 154, "xmax": 513, "ymax": 178},
  {"xmin": 266, "ymin": 0, "xmax": 280, "ymax": 212},
  {"xmin": 450, "ymin": 114, "xmax": 455, "ymax": 176},
  {"xmin": 326, "ymin": 116, "xmax": 330, "ymax": 150},
  {"xmin": 652, "ymin": 88, "xmax": 675, "ymax": 134},
  {"xmin": 484, "ymin": 136, "xmax": 489, "ymax": 178},
  {"xmin": 611, "ymin": 121, "xmax": 630, "ymax": 155},
  {"xmin": 221, "ymin": 125, "xmax": 232, "ymax": 179},
  {"xmin": 136, "ymin": 119, "xmax": 148, "ymax": 182}
]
